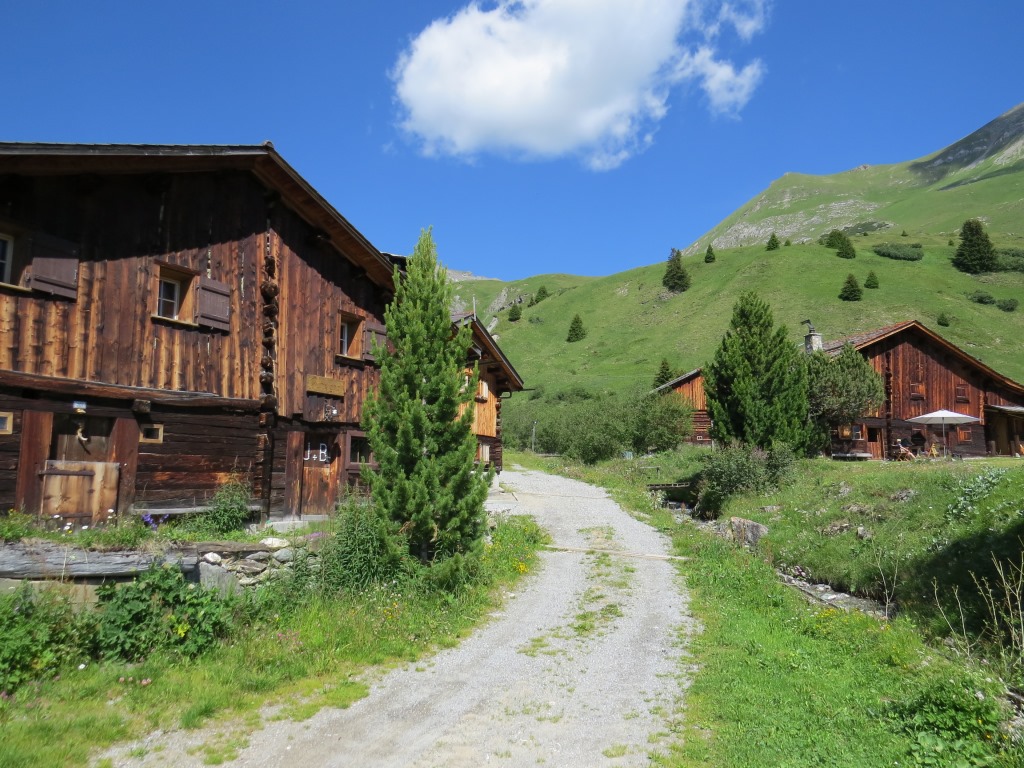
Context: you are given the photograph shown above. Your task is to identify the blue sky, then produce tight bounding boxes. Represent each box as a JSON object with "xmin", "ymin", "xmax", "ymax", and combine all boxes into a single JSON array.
[{"xmin": 5, "ymin": 1, "xmax": 1022, "ymax": 280}]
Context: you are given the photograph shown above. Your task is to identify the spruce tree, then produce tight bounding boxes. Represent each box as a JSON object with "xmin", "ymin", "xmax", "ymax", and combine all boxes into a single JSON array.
[
  {"xmin": 362, "ymin": 229, "xmax": 490, "ymax": 566},
  {"xmin": 508, "ymin": 303, "xmax": 522, "ymax": 322},
  {"xmin": 653, "ymin": 358, "xmax": 675, "ymax": 389},
  {"xmin": 805, "ymin": 345, "xmax": 885, "ymax": 453},
  {"xmin": 566, "ymin": 313, "xmax": 587, "ymax": 342},
  {"xmin": 837, "ymin": 238, "xmax": 856, "ymax": 259},
  {"xmin": 839, "ymin": 273, "xmax": 863, "ymax": 301},
  {"xmin": 766, "ymin": 232, "xmax": 781, "ymax": 251},
  {"xmin": 703, "ymin": 292, "xmax": 809, "ymax": 450},
  {"xmin": 704, "ymin": 244, "xmax": 716, "ymax": 263},
  {"xmin": 535, "ymin": 285, "xmax": 550, "ymax": 303},
  {"xmin": 952, "ymin": 218, "xmax": 997, "ymax": 274},
  {"xmin": 662, "ymin": 248, "xmax": 690, "ymax": 291},
  {"xmin": 864, "ymin": 270, "xmax": 879, "ymax": 289}
]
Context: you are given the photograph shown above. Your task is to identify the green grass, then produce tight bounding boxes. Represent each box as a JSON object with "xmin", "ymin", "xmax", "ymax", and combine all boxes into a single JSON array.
[
  {"xmin": 506, "ymin": 449, "xmax": 1021, "ymax": 767},
  {"xmin": 0, "ymin": 516, "xmax": 546, "ymax": 768},
  {"xmin": 457, "ymin": 240, "xmax": 1024, "ymax": 408}
]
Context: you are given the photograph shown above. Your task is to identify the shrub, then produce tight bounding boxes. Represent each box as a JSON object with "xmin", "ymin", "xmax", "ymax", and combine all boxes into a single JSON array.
[
  {"xmin": 937, "ymin": 312, "xmax": 951, "ymax": 327},
  {"xmin": 317, "ymin": 499, "xmax": 408, "ymax": 592},
  {"xmin": 864, "ymin": 270, "xmax": 879, "ymax": 289},
  {"xmin": 96, "ymin": 565, "xmax": 233, "ymax": 661},
  {"xmin": 1, "ymin": 585, "xmax": 98, "ymax": 693},
  {"xmin": 997, "ymin": 248, "xmax": 1024, "ymax": 273},
  {"xmin": 820, "ymin": 229, "xmax": 846, "ymax": 249},
  {"xmin": 996, "ymin": 297, "xmax": 1018, "ymax": 312},
  {"xmin": 784, "ymin": 238, "xmax": 792, "ymax": 246},
  {"xmin": 766, "ymin": 232, "xmax": 780, "ymax": 251},
  {"xmin": 507, "ymin": 304, "xmax": 522, "ymax": 322},
  {"xmin": 173, "ymin": 478, "xmax": 253, "ymax": 538},
  {"xmin": 696, "ymin": 443, "xmax": 795, "ymax": 518},
  {"xmin": 836, "ymin": 239, "xmax": 856, "ymax": 259},
  {"xmin": 872, "ymin": 243, "xmax": 923, "ymax": 261},
  {"xmin": 968, "ymin": 290, "xmax": 995, "ymax": 305},
  {"xmin": 704, "ymin": 244, "xmax": 716, "ymax": 263}
]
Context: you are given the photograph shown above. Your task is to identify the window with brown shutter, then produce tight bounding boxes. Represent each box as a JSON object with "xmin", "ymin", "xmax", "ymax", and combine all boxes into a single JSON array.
[
  {"xmin": 153, "ymin": 262, "xmax": 197, "ymax": 324},
  {"xmin": 956, "ymin": 425, "xmax": 972, "ymax": 442},
  {"xmin": 336, "ymin": 312, "xmax": 363, "ymax": 359},
  {"xmin": 910, "ymin": 382, "xmax": 925, "ymax": 400},
  {"xmin": 28, "ymin": 232, "xmax": 80, "ymax": 299},
  {"xmin": 361, "ymin": 321, "xmax": 388, "ymax": 362},
  {"xmin": 955, "ymin": 384, "xmax": 969, "ymax": 403},
  {"xmin": 196, "ymin": 277, "xmax": 231, "ymax": 331}
]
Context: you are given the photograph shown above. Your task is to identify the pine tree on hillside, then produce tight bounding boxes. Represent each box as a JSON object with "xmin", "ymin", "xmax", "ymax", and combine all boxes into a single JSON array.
[
  {"xmin": 839, "ymin": 273, "xmax": 863, "ymax": 301},
  {"xmin": 507, "ymin": 303, "xmax": 522, "ymax": 321},
  {"xmin": 653, "ymin": 358, "xmax": 675, "ymax": 389},
  {"xmin": 952, "ymin": 218, "xmax": 997, "ymax": 274},
  {"xmin": 864, "ymin": 270, "xmax": 879, "ymax": 289},
  {"xmin": 704, "ymin": 244, "xmax": 716, "ymax": 263},
  {"xmin": 703, "ymin": 292, "xmax": 809, "ymax": 450},
  {"xmin": 362, "ymin": 229, "xmax": 490, "ymax": 566},
  {"xmin": 566, "ymin": 313, "xmax": 587, "ymax": 342},
  {"xmin": 766, "ymin": 232, "xmax": 781, "ymax": 251},
  {"xmin": 822, "ymin": 229, "xmax": 846, "ymax": 249},
  {"xmin": 535, "ymin": 285, "xmax": 551, "ymax": 302},
  {"xmin": 662, "ymin": 248, "xmax": 691, "ymax": 292},
  {"xmin": 837, "ymin": 238, "xmax": 856, "ymax": 259}
]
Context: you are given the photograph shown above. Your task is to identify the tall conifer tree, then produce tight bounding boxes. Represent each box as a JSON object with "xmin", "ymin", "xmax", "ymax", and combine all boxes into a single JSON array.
[
  {"xmin": 362, "ymin": 229, "xmax": 490, "ymax": 565},
  {"xmin": 653, "ymin": 358, "xmax": 675, "ymax": 389},
  {"xmin": 703, "ymin": 292, "xmax": 808, "ymax": 450},
  {"xmin": 662, "ymin": 248, "xmax": 690, "ymax": 291}
]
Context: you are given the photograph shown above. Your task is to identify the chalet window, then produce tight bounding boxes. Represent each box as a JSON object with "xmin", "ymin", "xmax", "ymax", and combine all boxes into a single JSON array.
[
  {"xmin": 909, "ymin": 382, "xmax": 925, "ymax": 400},
  {"xmin": 476, "ymin": 378, "xmax": 489, "ymax": 402},
  {"xmin": 348, "ymin": 434, "xmax": 373, "ymax": 465},
  {"xmin": 477, "ymin": 442, "xmax": 491, "ymax": 464},
  {"xmin": 838, "ymin": 424, "xmax": 864, "ymax": 440},
  {"xmin": 0, "ymin": 230, "xmax": 78, "ymax": 297},
  {"xmin": 955, "ymin": 384, "xmax": 969, "ymax": 403},
  {"xmin": 0, "ymin": 411, "xmax": 12, "ymax": 435},
  {"xmin": 337, "ymin": 313, "xmax": 363, "ymax": 359},
  {"xmin": 0, "ymin": 233, "xmax": 17, "ymax": 284},
  {"xmin": 956, "ymin": 425, "xmax": 973, "ymax": 442},
  {"xmin": 139, "ymin": 424, "xmax": 164, "ymax": 443},
  {"xmin": 155, "ymin": 264, "xmax": 196, "ymax": 322}
]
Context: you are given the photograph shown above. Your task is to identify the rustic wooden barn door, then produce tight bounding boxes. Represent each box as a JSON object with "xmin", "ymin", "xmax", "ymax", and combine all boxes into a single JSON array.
[
  {"xmin": 300, "ymin": 433, "xmax": 341, "ymax": 516},
  {"xmin": 39, "ymin": 416, "xmax": 120, "ymax": 526}
]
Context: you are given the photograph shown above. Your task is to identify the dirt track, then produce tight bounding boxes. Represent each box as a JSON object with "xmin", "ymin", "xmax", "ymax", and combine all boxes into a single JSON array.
[{"xmin": 102, "ymin": 468, "xmax": 693, "ymax": 767}]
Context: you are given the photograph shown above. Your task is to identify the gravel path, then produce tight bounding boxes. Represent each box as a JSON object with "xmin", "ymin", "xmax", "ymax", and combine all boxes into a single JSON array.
[{"xmin": 102, "ymin": 468, "xmax": 693, "ymax": 767}]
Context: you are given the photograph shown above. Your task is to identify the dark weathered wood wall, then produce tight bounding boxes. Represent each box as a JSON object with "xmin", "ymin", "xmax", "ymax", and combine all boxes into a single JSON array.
[{"xmin": 0, "ymin": 172, "xmax": 266, "ymax": 398}]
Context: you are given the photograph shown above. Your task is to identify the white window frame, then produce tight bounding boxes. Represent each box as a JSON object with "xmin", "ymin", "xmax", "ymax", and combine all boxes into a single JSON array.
[
  {"xmin": 157, "ymin": 276, "xmax": 182, "ymax": 319},
  {"xmin": 139, "ymin": 424, "xmax": 164, "ymax": 443},
  {"xmin": 0, "ymin": 411, "xmax": 13, "ymax": 435}
]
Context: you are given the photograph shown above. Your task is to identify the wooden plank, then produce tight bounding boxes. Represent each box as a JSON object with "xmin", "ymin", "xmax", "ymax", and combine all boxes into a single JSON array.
[
  {"xmin": 306, "ymin": 374, "xmax": 349, "ymax": 398},
  {"xmin": 16, "ymin": 410, "xmax": 52, "ymax": 515},
  {"xmin": 284, "ymin": 430, "xmax": 303, "ymax": 516},
  {"xmin": 109, "ymin": 417, "xmax": 140, "ymax": 516}
]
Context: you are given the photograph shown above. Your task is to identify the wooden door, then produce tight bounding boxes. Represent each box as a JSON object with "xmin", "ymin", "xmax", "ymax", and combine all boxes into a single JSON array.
[
  {"xmin": 300, "ymin": 434, "xmax": 340, "ymax": 516},
  {"xmin": 40, "ymin": 460, "xmax": 120, "ymax": 526},
  {"xmin": 40, "ymin": 415, "xmax": 119, "ymax": 526}
]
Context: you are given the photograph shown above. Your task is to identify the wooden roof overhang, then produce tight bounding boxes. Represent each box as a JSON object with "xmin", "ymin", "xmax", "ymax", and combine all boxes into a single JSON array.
[
  {"xmin": 0, "ymin": 142, "xmax": 396, "ymax": 290},
  {"xmin": 652, "ymin": 367, "xmax": 703, "ymax": 395},
  {"xmin": 0, "ymin": 369, "xmax": 261, "ymax": 412},
  {"xmin": 452, "ymin": 313, "xmax": 525, "ymax": 393},
  {"xmin": 822, "ymin": 320, "xmax": 1024, "ymax": 399}
]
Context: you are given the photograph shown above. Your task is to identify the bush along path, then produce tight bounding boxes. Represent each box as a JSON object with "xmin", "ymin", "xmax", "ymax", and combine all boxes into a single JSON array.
[{"xmin": 105, "ymin": 468, "xmax": 693, "ymax": 768}]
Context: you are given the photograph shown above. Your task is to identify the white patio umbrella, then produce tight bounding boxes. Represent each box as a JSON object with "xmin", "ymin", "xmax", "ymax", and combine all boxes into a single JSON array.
[{"xmin": 906, "ymin": 409, "xmax": 981, "ymax": 456}]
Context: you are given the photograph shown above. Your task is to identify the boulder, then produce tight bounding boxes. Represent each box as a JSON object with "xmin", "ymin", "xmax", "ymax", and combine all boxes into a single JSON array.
[
  {"xmin": 199, "ymin": 562, "xmax": 240, "ymax": 597},
  {"xmin": 273, "ymin": 547, "xmax": 295, "ymax": 563},
  {"xmin": 729, "ymin": 517, "xmax": 769, "ymax": 548},
  {"xmin": 260, "ymin": 537, "xmax": 290, "ymax": 550}
]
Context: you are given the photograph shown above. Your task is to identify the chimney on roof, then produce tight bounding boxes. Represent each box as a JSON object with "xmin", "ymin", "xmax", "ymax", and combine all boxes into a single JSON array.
[{"xmin": 802, "ymin": 319, "xmax": 822, "ymax": 354}]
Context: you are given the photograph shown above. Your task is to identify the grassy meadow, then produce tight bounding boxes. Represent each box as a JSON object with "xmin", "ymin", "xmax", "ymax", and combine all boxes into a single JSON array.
[{"xmin": 458, "ymin": 236, "xmax": 1024, "ymax": 402}]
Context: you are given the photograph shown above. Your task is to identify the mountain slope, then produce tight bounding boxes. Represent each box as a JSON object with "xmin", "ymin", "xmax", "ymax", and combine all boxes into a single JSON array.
[
  {"xmin": 686, "ymin": 103, "xmax": 1024, "ymax": 253},
  {"xmin": 459, "ymin": 241, "xmax": 1024, "ymax": 397}
]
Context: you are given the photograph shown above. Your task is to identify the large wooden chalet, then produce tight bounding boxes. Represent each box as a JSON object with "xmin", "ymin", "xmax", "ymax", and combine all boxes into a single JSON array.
[
  {"xmin": 0, "ymin": 143, "xmax": 521, "ymax": 525},
  {"xmin": 656, "ymin": 320, "xmax": 1024, "ymax": 459}
]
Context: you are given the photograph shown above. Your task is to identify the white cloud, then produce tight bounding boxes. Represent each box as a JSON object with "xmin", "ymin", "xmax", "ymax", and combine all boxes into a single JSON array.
[{"xmin": 392, "ymin": 0, "xmax": 767, "ymax": 170}]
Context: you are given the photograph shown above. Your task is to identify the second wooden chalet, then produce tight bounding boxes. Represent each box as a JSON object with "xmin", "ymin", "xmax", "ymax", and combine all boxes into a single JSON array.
[
  {"xmin": 0, "ymin": 142, "xmax": 521, "ymax": 525},
  {"xmin": 452, "ymin": 312, "xmax": 525, "ymax": 473},
  {"xmin": 655, "ymin": 320, "xmax": 1024, "ymax": 459}
]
